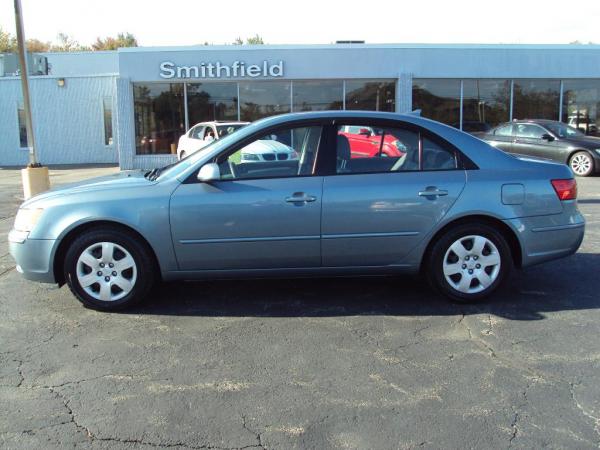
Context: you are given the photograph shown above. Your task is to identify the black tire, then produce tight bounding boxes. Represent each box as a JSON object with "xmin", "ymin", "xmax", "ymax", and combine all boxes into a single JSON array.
[
  {"xmin": 63, "ymin": 226, "xmax": 156, "ymax": 311},
  {"xmin": 179, "ymin": 151, "xmax": 187, "ymax": 160},
  {"xmin": 569, "ymin": 151, "xmax": 594, "ymax": 177},
  {"xmin": 425, "ymin": 223, "xmax": 512, "ymax": 303}
]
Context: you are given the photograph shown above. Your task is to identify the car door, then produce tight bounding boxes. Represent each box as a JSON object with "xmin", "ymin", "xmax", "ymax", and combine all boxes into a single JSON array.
[
  {"xmin": 322, "ymin": 123, "xmax": 466, "ymax": 267},
  {"xmin": 170, "ymin": 124, "xmax": 324, "ymax": 271},
  {"xmin": 512, "ymin": 123, "xmax": 558, "ymax": 160}
]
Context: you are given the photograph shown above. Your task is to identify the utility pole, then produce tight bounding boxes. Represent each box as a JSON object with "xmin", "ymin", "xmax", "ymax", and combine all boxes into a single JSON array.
[{"xmin": 14, "ymin": 0, "xmax": 50, "ymax": 198}]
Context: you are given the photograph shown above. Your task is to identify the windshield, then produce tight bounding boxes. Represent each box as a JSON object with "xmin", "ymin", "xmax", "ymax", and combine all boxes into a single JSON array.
[{"xmin": 545, "ymin": 122, "xmax": 584, "ymax": 138}]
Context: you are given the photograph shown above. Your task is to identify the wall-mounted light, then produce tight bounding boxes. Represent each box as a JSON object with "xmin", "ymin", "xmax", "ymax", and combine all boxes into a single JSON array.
[{"xmin": 57, "ymin": 78, "xmax": 65, "ymax": 87}]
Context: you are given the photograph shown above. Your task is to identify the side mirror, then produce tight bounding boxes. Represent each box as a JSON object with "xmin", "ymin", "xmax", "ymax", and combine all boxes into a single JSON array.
[
  {"xmin": 541, "ymin": 133, "xmax": 555, "ymax": 141},
  {"xmin": 358, "ymin": 128, "xmax": 371, "ymax": 136},
  {"xmin": 197, "ymin": 163, "xmax": 220, "ymax": 182}
]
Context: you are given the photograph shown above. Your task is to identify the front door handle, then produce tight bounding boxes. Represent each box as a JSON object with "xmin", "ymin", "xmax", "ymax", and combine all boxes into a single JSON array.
[
  {"xmin": 285, "ymin": 193, "xmax": 317, "ymax": 204},
  {"xmin": 418, "ymin": 187, "xmax": 448, "ymax": 198}
]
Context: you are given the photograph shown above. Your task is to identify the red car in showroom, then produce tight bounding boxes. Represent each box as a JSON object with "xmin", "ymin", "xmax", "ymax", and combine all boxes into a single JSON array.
[{"xmin": 338, "ymin": 125, "xmax": 408, "ymax": 158}]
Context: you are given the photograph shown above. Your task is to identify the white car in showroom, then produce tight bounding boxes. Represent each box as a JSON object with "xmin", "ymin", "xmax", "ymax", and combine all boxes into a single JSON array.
[
  {"xmin": 177, "ymin": 121, "xmax": 248, "ymax": 160},
  {"xmin": 239, "ymin": 138, "xmax": 299, "ymax": 163}
]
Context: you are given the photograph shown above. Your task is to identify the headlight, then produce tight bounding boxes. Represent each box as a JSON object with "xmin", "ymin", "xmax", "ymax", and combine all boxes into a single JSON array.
[
  {"xmin": 13, "ymin": 208, "xmax": 44, "ymax": 232},
  {"xmin": 241, "ymin": 153, "xmax": 259, "ymax": 161},
  {"xmin": 595, "ymin": 148, "xmax": 600, "ymax": 156}
]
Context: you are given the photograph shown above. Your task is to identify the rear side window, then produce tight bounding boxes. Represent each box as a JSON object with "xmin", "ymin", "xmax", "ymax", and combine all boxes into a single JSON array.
[
  {"xmin": 335, "ymin": 124, "xmax": 457, "ymax": 174},
  {"xmin": 422, "ymin": 138, "xmax": 457, "ymax": 170}
]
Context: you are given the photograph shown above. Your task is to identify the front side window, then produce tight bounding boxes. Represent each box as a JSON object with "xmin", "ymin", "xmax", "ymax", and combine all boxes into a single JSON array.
[
  {"xmin": 545, "ymin": 122, "xmax": 584, "ymax": 138},
  {"xmin": 335, "ymin": 124, "xmax": 458, "ymax": 174},
  {"xmin": 514, "ymin": 124, "xmax": 546, "ymax": 139},
  {"xmin": 218, "ymin": 126, "xmax": 322, "ymax": 180}
]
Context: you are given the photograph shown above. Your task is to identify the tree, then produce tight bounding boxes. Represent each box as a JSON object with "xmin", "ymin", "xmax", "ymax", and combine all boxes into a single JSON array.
[
  {"xmin": 50, "ymin": 33, "xmax": 89, "ymax": 52},
  {"xmin": 0, "ymin": 27, "xmax": 17, "ymax": 52},
  {"xmin": 232, "ymin": 35, "xmax": 265, "ymax": 45},
  {"xmin": 92, "ymin": 32, "xmax": 138, "ymax": 50},
  {"xmin": 245, "ymin": 34, "xmax": 264, "ymax": 45},
  {"xmin": 26, "ymin": 39, "xmax": 51, "ymax": 52}
]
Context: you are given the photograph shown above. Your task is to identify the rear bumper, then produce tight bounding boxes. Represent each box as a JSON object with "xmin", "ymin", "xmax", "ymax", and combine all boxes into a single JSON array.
[
  {"xmin": 506, "ymin": 212, "xmax": 585, "ymax": 268},
  {"xmin": 8, "ymin": 231, "xmax": 57, "ymax": 283}
]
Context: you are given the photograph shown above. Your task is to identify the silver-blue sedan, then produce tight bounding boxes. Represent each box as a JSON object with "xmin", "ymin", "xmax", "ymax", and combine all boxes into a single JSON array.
[{"xmin": 9, "ymin": 111, "xmax": 585, "ymax": 310}]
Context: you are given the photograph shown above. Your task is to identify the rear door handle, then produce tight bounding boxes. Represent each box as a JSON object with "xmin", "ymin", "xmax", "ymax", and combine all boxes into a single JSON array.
[
  {"xmin": 418, "ymin": 187, "xmax": 448, "ymax": 198},
  {"xmin": 285, "ymin": 193, "xmax": 317, "ymax": 204}
]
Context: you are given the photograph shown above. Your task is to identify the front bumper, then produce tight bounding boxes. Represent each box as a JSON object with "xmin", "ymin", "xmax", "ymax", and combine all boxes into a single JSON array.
[{"xmin": 8, "ymin": 231, "xmax": 57, "ymax": 283}]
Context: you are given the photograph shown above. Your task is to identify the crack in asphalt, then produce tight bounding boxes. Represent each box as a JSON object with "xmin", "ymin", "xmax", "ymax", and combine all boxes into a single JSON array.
[
  {"xmin": 242, "ymin": 415, "xmax": 265, "ymax": 449},
  {"xmin": 570, "ymin": 381, "xmax": 600, "ymax": 444}
]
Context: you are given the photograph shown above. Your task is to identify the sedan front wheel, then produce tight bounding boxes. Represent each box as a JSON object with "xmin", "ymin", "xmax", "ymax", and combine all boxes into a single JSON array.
[
  {"xmin": 569, "ymin": 151, "xmax": 594, "ymax": 177},
  {"xmin": 63, "ymin": 226, "xmax": 156, "ymax": 310}
]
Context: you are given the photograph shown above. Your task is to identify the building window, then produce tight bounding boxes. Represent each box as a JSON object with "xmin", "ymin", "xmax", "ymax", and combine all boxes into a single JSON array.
[
  {"xmin": 134, "ymin": 83, "xmax": 185, "ymax": 155},
  {"xmin": 562, "ymin": 80, "xmax": 600, "ymax": 136},
  {"xmin": 345, "ymin": 80, "xmax": 395, "ymax": 111},
  {"xmin": 17, "ymin": 105, "xmax": 28, "ymax": 148},
  {"xmin": 102, "ymin": 97, "xmax": 113, "ymax": 146},
  {"xmin": 462, "ymin": 79, "xmax": 510, "ymax": 130},
  {"xmin": 187, "ymin": 82, "xmax": 238, "ymax": 127},
  {"xmin": 412, "ymin": 79, "xmax": 461, "ymax": 126},
  {"xmin": 512, "ymin": 79, "xmax": 560, "ymax": 121},
  {"xmin": 239, "ymin": 81, "xmax": 291, "ymax": 122},
  {"xmin": 292, "ymin": 80, "xmax": 343, "ymax": 111}
]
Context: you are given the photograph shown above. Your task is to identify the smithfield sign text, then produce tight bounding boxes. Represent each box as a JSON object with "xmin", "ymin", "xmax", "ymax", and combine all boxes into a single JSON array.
[{"xmin": 159, "ymin": 60, "xmax": 284, "ymax": 79}]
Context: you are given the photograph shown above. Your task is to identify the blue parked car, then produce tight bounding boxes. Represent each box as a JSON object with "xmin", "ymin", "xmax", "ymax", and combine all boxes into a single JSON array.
[{"xmin": 9, "ymin": 111, "xmax": 585, "ymax": 310}]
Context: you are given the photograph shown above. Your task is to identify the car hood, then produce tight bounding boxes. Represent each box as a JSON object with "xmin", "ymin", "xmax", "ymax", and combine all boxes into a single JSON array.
[
  {"xmin": 562, "ymin": 135, "xmax": 600, "ymax": 148},
  {"xmin": 242, "ymin": 140, "xmax": 293, "ymax": 154},
  {"xmin": 22, "ymin": 170, "xmax": 152, "ymax": 207}
]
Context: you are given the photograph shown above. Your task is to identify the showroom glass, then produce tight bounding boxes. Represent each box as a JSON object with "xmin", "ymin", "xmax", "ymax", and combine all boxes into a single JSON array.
[
  {"xmin": 561, "ymin": 80, "xmax": 600, "ymax": 135},
  {"xmin": 512, "ymin": 79, "xmax": 560, "ymax": 121},
  {"xmin": 514, "ymin": 124, "xmax": 546, "ymax": 139},
  {"xmin": 239, "ymin": 81, "xmax": 291, "ymax": 121},
  {"xmin": 186, "ymin": 82, "xmax": 238, "ymax": 126},
  {"xmin": 336, "ymin": 125, "xmax": 421, "ymax": 174},
  {"xmin": 412, "ymin": 79, "xmax": 461, "ymax": 126},
  {"xmin": 292, "ymin": 80, "xmax": 343, "ymax": 111},
  {"xmin": 17, "ymin": 106, "xmax": 27, "ymax": 148},
  {"xmin": 462, "ymin": 80, "xmax": 510, "ymax": 129},
  {"xmin": 102, "ymin": 97, "xmax": 113, "ymax": 146},
  {"xmin": 218, "ymin": 126, "xmax": 322, "ymax": 180},
  {"xmin": 133, "ymin": 83, "xmax": 184, "ymax": 155},
  {"xmin": 345, "ymin": 80, "xmax": 396, "ymax": 111}
]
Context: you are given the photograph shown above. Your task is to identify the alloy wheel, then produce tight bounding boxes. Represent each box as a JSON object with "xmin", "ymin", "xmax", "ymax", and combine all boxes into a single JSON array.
[
  {"xmin": 442, "ymin": 235, "xmax": 501, "ymax": 294},
  {"xmin": 570, "ymin": 153, "xmax": 592, "ymax": 176},
  {"xmin": 76, "ymin": 242, "xmax": 137, "ymax": 301}
]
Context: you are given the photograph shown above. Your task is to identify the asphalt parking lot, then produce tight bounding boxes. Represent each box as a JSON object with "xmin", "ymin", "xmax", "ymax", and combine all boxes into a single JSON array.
[{"xmin": 1, "ymin": 166, "xmax": 599, "ymax": 450}]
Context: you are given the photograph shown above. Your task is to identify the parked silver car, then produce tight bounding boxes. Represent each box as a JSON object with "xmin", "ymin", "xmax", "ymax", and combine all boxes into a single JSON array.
[{"xmin": 9, "ymin": 111, "xmax": 585, "ymax": 311}]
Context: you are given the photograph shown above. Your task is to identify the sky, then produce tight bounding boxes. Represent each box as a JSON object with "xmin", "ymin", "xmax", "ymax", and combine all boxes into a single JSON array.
[{"xmin": 1, "ymin": 0, "xmax": 599, "ymax": 47}]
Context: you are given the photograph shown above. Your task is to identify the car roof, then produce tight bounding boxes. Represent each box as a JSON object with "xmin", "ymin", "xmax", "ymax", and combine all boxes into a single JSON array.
[{"xmin": 192, "ymin": 121, "xmax": 249, "ymax": 127}]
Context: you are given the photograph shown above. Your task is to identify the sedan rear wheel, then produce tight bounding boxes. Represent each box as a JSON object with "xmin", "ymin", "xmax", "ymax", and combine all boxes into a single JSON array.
[
  {"xmin": 427, "ymin": 223, "xmax": 512, "ymax": 303},
  {"xmin": 569, "ymin": 151, "xmax": 594, "ymax": 177},
  {"xmin": 64, "ymin": 226, "xmax": 155, "ymax": 310}
]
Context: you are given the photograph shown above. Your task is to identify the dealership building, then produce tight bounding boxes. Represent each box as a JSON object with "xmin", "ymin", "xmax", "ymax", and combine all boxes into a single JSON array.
[{"xmin": 1, "ymin": 43, "xmax": 600, "ymax": 169}]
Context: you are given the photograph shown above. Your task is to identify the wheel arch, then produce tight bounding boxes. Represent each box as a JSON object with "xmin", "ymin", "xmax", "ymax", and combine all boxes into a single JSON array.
[
  {"xmin": 567, "ymin": 148, "xmax": 594, "ymax": 165},
  {"xmin": 420, "ymin": 214, "xmax": 523, "ymax": 272},
  {"xmin": 53, "ymin": 220, "xmax": 161, "ymax": 286}
]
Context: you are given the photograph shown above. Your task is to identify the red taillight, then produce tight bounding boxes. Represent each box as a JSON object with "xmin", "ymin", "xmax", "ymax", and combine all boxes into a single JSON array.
[{"xmin": 551, "ymin": 179, "xmax": 577, "ymax": 201}]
